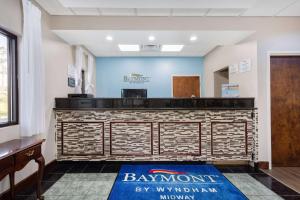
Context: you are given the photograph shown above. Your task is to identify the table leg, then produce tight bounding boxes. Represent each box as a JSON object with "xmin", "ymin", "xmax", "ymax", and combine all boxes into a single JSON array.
[
  {"xmin": 9, "ymin": 172, "xmax": 15, "ymax": 200},
  {"xmin": 35, "ymin": 156, "xmax": 45, "ymax": 200}
]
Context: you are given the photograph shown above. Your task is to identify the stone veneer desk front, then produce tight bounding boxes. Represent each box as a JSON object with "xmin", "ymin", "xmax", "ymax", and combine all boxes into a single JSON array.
[{"xmin": 54, "ymin": 98, "xmax": 257, "ymax": 162}]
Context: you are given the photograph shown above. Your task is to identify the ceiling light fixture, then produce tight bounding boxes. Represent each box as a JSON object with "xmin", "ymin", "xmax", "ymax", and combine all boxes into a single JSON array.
[
  {"xmin": 106, "ymin": 35, "xmax": 113, "ymax": 41},
  {"xmin": 148, "ymin": 36, "xmax": 156, "ymax": 41},
  {"xmin": 161, "ymin": 45, "xmax": 184, "ymax": 52},
  {"xmin": 118, "ymin": 44, "xmax": 140, "ymax": 52},
  {"xmin": 190, "ymin": 36, "xmax": 197, "ymax": 41}
]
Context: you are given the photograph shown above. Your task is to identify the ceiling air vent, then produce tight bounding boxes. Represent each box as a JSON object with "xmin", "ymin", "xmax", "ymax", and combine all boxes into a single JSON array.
[{"xmin": 140, "ymin": 44, "xmax": 161, "ymax": 52}]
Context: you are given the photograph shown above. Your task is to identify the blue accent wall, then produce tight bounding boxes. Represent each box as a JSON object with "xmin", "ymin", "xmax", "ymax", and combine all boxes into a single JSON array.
[{"xmin": 96, "ymin": 57, "xmax": 205, "ymax": 97}]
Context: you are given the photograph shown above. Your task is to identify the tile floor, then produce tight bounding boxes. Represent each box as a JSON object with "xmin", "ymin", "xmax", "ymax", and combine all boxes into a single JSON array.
[
  {"xmin": 14, "ymin": 162, "xmax": 300, "ymax": 200},
  {"xmin": 263, "ymin": 168, "xmax": 300, "ymax": 193}
]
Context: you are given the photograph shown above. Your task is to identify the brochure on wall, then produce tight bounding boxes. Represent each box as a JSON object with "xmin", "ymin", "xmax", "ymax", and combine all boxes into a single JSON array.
[
  {"xmin": 222, "ymin": 84, "xmax": 239, "ymax": 97},
  {"xmin": 68, "ymin": 64, "xmax": 76, "ymax": 87},
  {"xmin": 68, "ymin": 64, "xmax": 76, "ymax": 78},
  {"xmin": 239, "ymin": 59, "xmax": 251, "ymax": 73},
  {"xmin": 229, "ymin": 64, "xmax": 239, "ymax": 74}
]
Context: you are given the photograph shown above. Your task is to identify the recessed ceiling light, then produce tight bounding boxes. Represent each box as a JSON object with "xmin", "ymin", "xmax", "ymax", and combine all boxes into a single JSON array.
[
  {"xmin": 148, "ymin": 36, "xmax": 156, "ymax": 41},
  {"xmin": 106, "ymin": 35, "xmax": 113, "ymax": 41},
  {"xmin": 118, "ymin": 44, "xmax": 140, "ymax": 52},
  {"xmin": 161, "ymin": 45, "xmax": 184, "ymax": 52},
  {"xmin": 190, "ymin": 36, "xmax": 197, "ymax": 41}
]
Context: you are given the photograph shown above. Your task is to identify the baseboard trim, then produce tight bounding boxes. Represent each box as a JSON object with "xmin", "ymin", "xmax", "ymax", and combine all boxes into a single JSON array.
[
  {"xmin": 254, "ymin": 161, "xmax": 269, "ymax": 170},
  {"xmin": 0, "ymin": 160, "xmax": 57, "ymax": 200},
  {"xmin": 209, "ymin": 160, "xmax": 249, "ymax": 165}
]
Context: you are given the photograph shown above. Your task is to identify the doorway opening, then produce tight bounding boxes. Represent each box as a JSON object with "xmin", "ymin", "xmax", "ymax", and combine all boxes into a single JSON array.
[{"xmin": 214, "ymin": 67, "xmax": 229, "ymax": 97}]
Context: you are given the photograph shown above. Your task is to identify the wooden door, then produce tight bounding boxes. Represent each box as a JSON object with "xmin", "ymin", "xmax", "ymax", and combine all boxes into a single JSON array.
[
  {"xmin": 271, "ymin": 56, "xmax": 300, "ymax": 167},
  {"xmin": 173, "ymin": 76, "xmax": 200, "ymax": 97}
]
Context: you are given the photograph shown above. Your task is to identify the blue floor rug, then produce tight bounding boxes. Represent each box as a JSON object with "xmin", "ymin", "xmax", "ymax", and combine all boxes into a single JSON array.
[{"xmin": 108, "ymin": 165, "xmax": 248, "ymax": 200}]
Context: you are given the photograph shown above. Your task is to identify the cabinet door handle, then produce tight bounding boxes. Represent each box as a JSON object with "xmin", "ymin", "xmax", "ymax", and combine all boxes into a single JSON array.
[{"xmin": 25, "ymin": 150, "xmax": 35, "ymax": 157}]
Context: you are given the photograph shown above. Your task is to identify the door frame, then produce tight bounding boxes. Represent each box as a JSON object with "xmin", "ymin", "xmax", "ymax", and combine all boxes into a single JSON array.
[
  {"xmin": 171, "ymin": 74, "xmax": 201, "ymax": 97},
  {"xmin": 267, "ymin": 51, "xmax": 300, "ymax": 169}
]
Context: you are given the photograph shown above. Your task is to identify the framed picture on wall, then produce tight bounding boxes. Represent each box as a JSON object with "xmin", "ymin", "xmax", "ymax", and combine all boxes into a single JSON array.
[{"xmin": 68, "ymin": 77, "xmax": 75, "ymax": 87}]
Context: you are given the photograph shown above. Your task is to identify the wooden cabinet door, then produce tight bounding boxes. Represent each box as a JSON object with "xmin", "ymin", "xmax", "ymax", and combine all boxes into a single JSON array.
[
  {"xmin": 271, "ymin": 56, "xmax": 300, "ymax": 167},
  {"xmin": 173, "ymin": 76, "xmax": 200, "ymax": 97}
]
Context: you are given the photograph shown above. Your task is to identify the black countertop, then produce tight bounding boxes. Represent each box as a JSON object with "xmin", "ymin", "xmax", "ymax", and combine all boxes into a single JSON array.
[{"xmin": 55, "ymin": 98, "xmax": 255, "ymax": 110}]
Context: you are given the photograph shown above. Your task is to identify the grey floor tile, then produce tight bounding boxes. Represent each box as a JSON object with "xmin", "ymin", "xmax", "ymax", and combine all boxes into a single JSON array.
[
  {"xmin": 247, "ymin": 195, "xmax": 284, "ymax": 200},
  {"xmin": 79, "ymin": 173, "xmax": 102, "ymax": 181},
  {"xmin": 85, "ymin": 195, "xmax": 108, "ymax": 200},
  {"xmin": 62, "ymin": 181, "xmax": 93, "ymax": 196},
  {"xmin": 43, "ymin": 181, "xmax": 71, "ymax": 196},
  {"xmin": 98, "ymin": 173, "xmax": 117, "ymax": 181},
  {"xmin": 43, "ymin": 196, "xmax": 59, "ymax": 200},
  {"xmin": 86, "ymin": 181, "xmax": 114, "ymax": 196},
  {"xmin": 56, "ymin": 195, "xmax": 86, "ymax": 200},
  {"xmin": 58, "ymin": 173, "xmax": 81, "ymax": 182},
  {"xmin": 57, "ymin": 173, "xmax": 117, "ymax": 182},
  {"xmin": 224, "ymin": 173, "xmax": 283, "ymax": 198}
]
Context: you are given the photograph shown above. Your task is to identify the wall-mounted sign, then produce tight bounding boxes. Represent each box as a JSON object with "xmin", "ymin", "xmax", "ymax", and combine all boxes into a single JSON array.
[
  {"xmin": 68, "ymin": 77, "xmax": 76, "ymax": 87},
  {"xmin": 124, "ymin": 73, "xmax": 151, "ymax": 84},
  {"xmin": 68, "ymin": 64, "xmax": 76, "ymax": 87},
  {"xmin": 68, "ymin": 64, "xmax": 76, "ymax": 78},
  {"xmin": 239, "ymin": 59, "xmax": 251, "ymax": 73},
  {"xmin": 222, "ymin": 83, "xmax": 239, "ymax": 97},
  {"xmin": 229, "ymin": 64, "xmax": 239, "ymax": 74}
]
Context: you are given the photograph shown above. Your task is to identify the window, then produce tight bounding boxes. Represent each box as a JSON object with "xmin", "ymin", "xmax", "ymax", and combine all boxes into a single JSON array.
[{"xmin": 0, "ymin": 28, "xmax": 18, "ymax": 127}]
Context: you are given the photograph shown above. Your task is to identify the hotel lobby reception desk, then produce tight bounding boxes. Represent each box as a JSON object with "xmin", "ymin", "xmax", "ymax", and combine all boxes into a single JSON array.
[{"xmin": 54, "ymin": 98, "xmax": 257, "ymax": 162}]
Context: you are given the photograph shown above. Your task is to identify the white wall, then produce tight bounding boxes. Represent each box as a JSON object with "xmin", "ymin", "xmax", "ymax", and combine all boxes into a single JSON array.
[
  {"xmin": 205, "ymin": 29, "xmax": 300, "ymax": 165},
  {"xmin": 256, "ymin": 30, "xmax": 300, "ymax": 168},
  {"xmin": 204, "ymin": 41, "xmax": 258, "ymax": 98},
  {"xmin": 42, "ymin": 4, "xmax": 75, "ymax": 170},
  {"xmin": 0, "ymin": 0, "xmax": 22, "ymax": 35},
  {"xmin": 0, "ymin": 0, "xmax": 75, "ymax": 193},
  {"xmin": 238, "ymin": 30, "xmax": 300, "ymax": 167}
]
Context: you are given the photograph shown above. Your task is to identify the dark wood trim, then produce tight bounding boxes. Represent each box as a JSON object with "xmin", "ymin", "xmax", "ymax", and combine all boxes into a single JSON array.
[
  {"xmin": 61, "ymin": 122, "xmax": 64, "ymax": 156},
  {"xmin": 150, "ymin": 122, "xmax": 153, "ymax": 155},
  {"xmin": 109, "ymin": 122, "xmax": 153, "ymax": 156},
  {"xmin": 0, "ymin": 137, "xmax": 44, "ymax": 160},
  {"xmin": 158, "ymin": 122, "xmax": 202, "ymax": 156},
  {"xmin": 211, "ymin": 121, "xmax": 248, "ymax": 156},
  {"xmin": 61, "ymin": 121, "xmax": 105, "ymax": 156},
  {"xmin": 254, "ymin": 161, "xmax": 269, "ymax": 170},
  {"xmin": 0, "ymin": 160, "xmax": 56, "ymax": 200},
  {"xmin": 245, "ymin": 122, "xmax": 248, "ymax": 155}
]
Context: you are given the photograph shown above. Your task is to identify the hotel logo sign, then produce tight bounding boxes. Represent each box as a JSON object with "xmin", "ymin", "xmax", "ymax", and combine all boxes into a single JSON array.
[
  {"xmin": 122, "ymin": 169, "xmax": 219, "ymax": 183},
  {"xmin": 124, "ymin": 73, "xmax": 151, "ymax": 84},
  {"xmin": 109, "ymin": 165, "xmax": 247, "ymax": 200}
]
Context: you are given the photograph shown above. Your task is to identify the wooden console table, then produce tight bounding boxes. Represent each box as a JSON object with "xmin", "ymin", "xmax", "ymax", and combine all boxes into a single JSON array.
[{"xmin": 0, "ymin": 136, "xmax": 45, "ymax": 200}]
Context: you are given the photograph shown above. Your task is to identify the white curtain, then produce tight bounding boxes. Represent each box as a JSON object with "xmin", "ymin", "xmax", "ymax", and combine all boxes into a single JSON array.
[
  {"xmin": 75, "ymin": 46, "xmax": 83, "ymax": 93},
  {"xmin": 20, "ymin": 0, "xmax": 45, "ymax": 137},
  {"xmin": 85, "ymin": 54, "xmax": 95, "ymax": 94}
]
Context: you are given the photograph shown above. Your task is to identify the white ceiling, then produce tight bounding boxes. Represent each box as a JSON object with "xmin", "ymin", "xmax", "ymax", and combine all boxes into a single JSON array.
[
  {"xmin": 53, "ymin": 30, "xmax": 255, "ymax": 56},
  {"xmin": 36, "ymin": 0, "xmax": 300, "ymax": 16}
]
